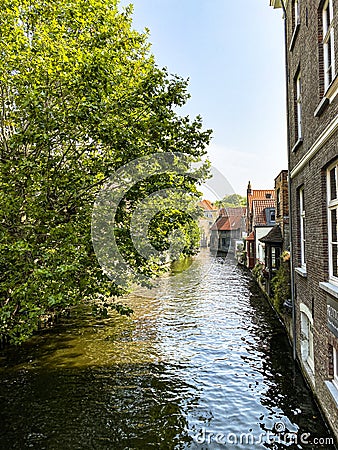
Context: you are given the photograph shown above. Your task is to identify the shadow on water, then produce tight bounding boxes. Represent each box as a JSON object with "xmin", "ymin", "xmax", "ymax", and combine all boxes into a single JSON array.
[
  {"xmin": 0, "ymin": 363, "xmax": 194, "ymax": 449},
  {"xmin": 0, "ymin": 252, "xmax": 336, "ymax": 449}
]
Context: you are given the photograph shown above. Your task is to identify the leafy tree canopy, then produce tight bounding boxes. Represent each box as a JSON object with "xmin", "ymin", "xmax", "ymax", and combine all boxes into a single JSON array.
[
  {"xmin": 0, "ymin": 0, "xmax": 212, "ymax": 343},
  {"xmin": 215, "ymin": 194, "xmax": 246, "ymax": 208}
]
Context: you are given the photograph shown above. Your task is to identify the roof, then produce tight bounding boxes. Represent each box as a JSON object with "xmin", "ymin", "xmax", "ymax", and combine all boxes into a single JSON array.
[
  {"xmin": 210, "ymin": 207, "xmax": 245, "ymax": 232},
  {"xmin": 259, "ymin": 225, "xmax": 283, "ymax": 243},
  {"xmin": 252, "ymin": 199, "xmax": 275, "ymax": 226},
  {"xmin": 247, "ymin": 190, "xmax": 275, "ymax": 211},
  {"xmin": 199, "ymin": 199, "xmax": 216, "ymax": 211},
  {"xmin": 210, "ymin": 215, "xmax": 242, "ymax": 231},
  {"xmin": 246, "ymin": 231, "xmax": 255, "ymax": 241},
  {"xmin": 219, "ymin": 207, "xmax": 246, "ymax": 217}
]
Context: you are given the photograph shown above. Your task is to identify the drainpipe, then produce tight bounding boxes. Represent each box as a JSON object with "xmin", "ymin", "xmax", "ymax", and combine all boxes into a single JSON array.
[{"xmin": 280, "ymin": 0, "xmax": 297, "ymax": 361}]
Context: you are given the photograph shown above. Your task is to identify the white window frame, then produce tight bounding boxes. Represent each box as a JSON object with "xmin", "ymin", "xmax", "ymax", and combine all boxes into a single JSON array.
[
  {"xmin": 277, "ymin": 188, "xmax": 281, "ymax": 217},
  {"xmin": 333, "ymin": 347, "xmax": 338, "ymax": 389},
  {"xmin": 296, "ymin": 72, "xmax": 303, "ymax": 140},
  {"xmin": 294, "ymin": 0, "xmax": 300, "ymax": 26},
  {"xmin": 328, "ymin": 162, "xmax": 338, "ymax": 284},
  {"xmin": 323, "ymin": 0, "xmax": 336, "ymax": 91},
  {"xmin": 299, "ymin": 187, "xmax": 306, "ymax": 268},
  {"xmin": 300, "ymin": 304, "xmax": 314, "ymax": 373}
]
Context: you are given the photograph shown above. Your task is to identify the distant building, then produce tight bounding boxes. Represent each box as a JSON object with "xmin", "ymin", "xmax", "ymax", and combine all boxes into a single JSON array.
[
  {"xmin": 245, "ymin": 182, "xmax": 276, "ymax": 268},
  {"xmin": 198, "ymin": 200, "xmax": 218, "ymax": 248},
  {"xmin": 274, "ymin": 170, "xmax": 289, "ymax": 246},
  {"xmin": 271, "ymin": 0, "xmax": 338, "ymax": 439},
  {"xmin": 259, "ymin": 170, "xmax": 289, "ymax": 294},
  {"xmin": 210, "ymin": 207, "xmax": 246, "ymax": 254}
]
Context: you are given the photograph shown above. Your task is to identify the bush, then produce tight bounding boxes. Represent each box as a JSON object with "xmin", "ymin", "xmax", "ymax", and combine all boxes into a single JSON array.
[{"xmin": 271, "ymin": 259, "xmax": 291, "ymax": 312}]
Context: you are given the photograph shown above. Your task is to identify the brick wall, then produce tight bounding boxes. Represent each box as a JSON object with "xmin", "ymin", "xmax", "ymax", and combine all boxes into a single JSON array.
[{"xmin": 285, "ymin": 0, "xmax": 338, "ymax": 440}]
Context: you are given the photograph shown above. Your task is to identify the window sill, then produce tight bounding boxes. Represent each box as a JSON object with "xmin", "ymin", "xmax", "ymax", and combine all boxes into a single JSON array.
[
  {"xmin": 314, "ymin": 75, "xmax": 338, "ymax": 117},
  {"xmin": 319, "ymin": 281, "xmax": 338, "ymax": 299},
  {"xmin": 314, "ymin": 97, "xmax": 329, "ymax": 117},
  {"xmin": 295, "ymin": 266, "xmax": 307, "ymax": 277},
  {"xmin": 289, "ymin": 23, "xmax": 300, "ymax": 51},
  {"xmin": 302, "ymin": 359, "xmax": 315, "ymax": 387},
  {"xmin": 291, "ymin": 138, "xmax": 303, "ymax": 153},
  {"xmin": 324, "ymin": 73, "xmax": 338, "ymax": 103},
  {"xmin": 325, "ymin": 381, "xmax": 338, "ymax": 407}
]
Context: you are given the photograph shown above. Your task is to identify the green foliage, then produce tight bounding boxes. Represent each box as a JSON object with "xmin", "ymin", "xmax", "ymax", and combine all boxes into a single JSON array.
[
  {"xmin": 0, "ymin": 0, "xmax": 211, "ymax": 343},
  {"xmin": 252, "ymin": 262, "xmax": 264, "ymax": 284},
  {"xmin": 215, "ymin": 194, "xmax": 246, "ymax": 208},
  {"xmin": 92, "ymin": 301, "xmax": 133, "ymax": 319},
  {"xmin": 271, "ymin": 260, "xmax": 291, "ymax": 312}
]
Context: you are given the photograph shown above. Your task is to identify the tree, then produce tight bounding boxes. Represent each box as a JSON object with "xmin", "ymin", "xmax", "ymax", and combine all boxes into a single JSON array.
[
  {"xmin": 215, "ymin": 194, "xmax": 246, "ymax": 208},
  {"xmin": 0, "ymin": 0, "xmax": 212, "ymax": 343}
]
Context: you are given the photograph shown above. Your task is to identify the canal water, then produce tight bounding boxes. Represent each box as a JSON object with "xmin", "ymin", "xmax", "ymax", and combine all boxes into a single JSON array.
[{"xmin": 0, "ymin": 251, "xmax": 336, "ymax": 449}]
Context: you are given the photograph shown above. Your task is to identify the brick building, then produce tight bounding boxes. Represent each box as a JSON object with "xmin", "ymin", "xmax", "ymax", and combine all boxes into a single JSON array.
[
  {"xmin": 210, "ymin": 207, "xmax": 246, "ymax": 254},
  {"xmin": 275, "ymin": 169, "xmax": 289, "ymax": 245},
  {"xmin": 245, "ymin": 183, "xmax": 276, "ymax": 268},
  {"xmin": 198, "ymin": 200, "xmax": 218, "ymax": 248},
  {"xmin": 270, "ymin": 0, "xmax": 338, "ymax": 438}
]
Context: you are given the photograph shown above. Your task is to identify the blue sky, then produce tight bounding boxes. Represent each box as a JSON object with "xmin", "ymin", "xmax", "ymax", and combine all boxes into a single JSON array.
[{"xmin": 118, "ymin": 0, "xmax": 287, "ymax": 197}]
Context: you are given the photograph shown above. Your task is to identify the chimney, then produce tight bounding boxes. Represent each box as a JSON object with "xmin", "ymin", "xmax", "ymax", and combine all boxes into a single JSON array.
[{"xmin": 247, "ymin": 181, "xmax": 252, "ymax": 195}]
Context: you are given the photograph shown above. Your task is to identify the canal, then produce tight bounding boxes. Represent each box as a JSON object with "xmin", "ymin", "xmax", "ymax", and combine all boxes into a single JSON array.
[{"xmin": 0, "ymin": 251, "xmax": 336, "ymax": 449}]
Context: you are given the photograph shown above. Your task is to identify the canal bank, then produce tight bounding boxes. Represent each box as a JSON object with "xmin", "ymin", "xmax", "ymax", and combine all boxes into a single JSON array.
[{"xmin": 0, "ymin": 252, "xmax": 336, "ymax": 449}]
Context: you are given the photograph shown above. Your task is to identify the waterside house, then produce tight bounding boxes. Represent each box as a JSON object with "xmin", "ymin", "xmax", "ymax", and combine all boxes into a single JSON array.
[
  {"xmin": 258, "ymin": 170, "xmax": 290, "ymax": 295},
  {"xmin": 198, "ymin": 200, "xmax": 218, "ymax": 248},
  {"xmin": 245, "ymin": 183, "xmax": 276, "ymax": 268},
  {"xmin": 210, "ymin": 207, "xmax": 246, "ymax": 255}
]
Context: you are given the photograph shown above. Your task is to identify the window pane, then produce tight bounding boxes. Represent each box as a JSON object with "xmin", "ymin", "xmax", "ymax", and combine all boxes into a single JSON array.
[
  {"xmin": 332, "ymin": 243, "xmax": 338, "ymax": 278},
  {"xmin": 334, "ymin": 348, "xmax": 338, "ymax": 378},
  {"xmin": 330, "ymin": 167, "xmax": 337, "ymax": 201},
  {"xmin": 301, "ymin": 188, "xmax": 305, "ymax": 210},
  {"xmin": 332, "ymin": 209, "xmax": 337, "ymax": 242},
  {"xmin": 327, "ymin": 2, "xmax": 331, "ymax": 26}
]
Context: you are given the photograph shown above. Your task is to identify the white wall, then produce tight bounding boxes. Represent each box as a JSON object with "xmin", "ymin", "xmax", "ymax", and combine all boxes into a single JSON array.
[{"xmin": 255, "ymin": 227, "xmax": 273, "ymax": 264}]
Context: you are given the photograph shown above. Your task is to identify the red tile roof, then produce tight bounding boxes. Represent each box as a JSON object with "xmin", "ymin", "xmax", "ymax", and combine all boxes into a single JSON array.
[
  {"xmin": 219, "ymin": 207, "xmax": 246, "ymax": 217},
  {"xmin": 199, "ymin": 199, "xmax": 216, "ymax": 211},
  {"xmin": 247, "ymin": 190, "xmax": 275, "ymax": 210},
  {"xmin": 252, "ymin": 199, "xmax": 275, "ymax": 226},
  {"xmin": 210, "ymin": 207, "xmax": 245, "ymax": 231},
  {"xmin": 210, "ymin": 215, "xmax": 242, "ymax": 231}
]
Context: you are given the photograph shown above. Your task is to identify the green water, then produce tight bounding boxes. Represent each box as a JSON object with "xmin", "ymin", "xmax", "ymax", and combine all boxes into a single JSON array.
[{"xmin": 0, "ymin": 252, "xmax": 336, "ymax": 449}]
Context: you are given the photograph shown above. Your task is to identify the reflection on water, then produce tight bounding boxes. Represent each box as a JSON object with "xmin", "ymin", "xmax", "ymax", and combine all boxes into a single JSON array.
[{"xmin": 0, "ymin": 250, "xmax": 336, "ymax": 449}]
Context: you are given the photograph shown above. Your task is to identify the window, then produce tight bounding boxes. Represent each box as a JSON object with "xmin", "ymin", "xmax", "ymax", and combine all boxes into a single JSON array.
[
  {"xmin": 295, "ymin": 71, "xmax": 302, "ymax": 140},
  {"xmin": 277, "ymin": 188, "xmax": 281, "ymax": 218},
  {"xmin": 271, "ymin": 247, "xmax": 281, "ymax": 270},
  {"xmin": 334, "ymin": 347, "xmax": 338, "ymax": 389},
  {"xmin": 328, "ymin": 162, "xmax": 338, "ymax": 282},
  {"xmin": 300, "ymin": 306, "xmax": 314, "ymax": 373},
  {"xmin": 299, "ymin": 187, "xmax": 306, "ymax": 267},
  {"xmin": 270, "ymin": 210, "xmax": 276, "ymax": 222},
  {"xmin": 322, "ymin": 0, "xmax": 335, "ymax": 91},
  {"xmin": 293, "ymin": 0, "xmax": 300, "ymax": 27}
]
